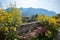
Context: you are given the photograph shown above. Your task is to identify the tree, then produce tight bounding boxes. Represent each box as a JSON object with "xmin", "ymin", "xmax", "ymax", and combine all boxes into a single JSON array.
[
  {"xmin": 30, "ymin": 14, "xmax": 38, "ymax": 22},
  {"xmin": 53, "ymin": 13, "xmax": 60, "ymax": 19}
]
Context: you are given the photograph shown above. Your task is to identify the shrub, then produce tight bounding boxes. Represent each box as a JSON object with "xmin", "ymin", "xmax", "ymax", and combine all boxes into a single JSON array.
[{"xmin": 0, "ymin": 7, "xmax": 22, "ymax": 40}]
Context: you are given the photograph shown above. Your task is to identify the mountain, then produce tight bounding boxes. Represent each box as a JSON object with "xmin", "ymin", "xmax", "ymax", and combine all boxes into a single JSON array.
[
  {"xmin": 20, "ymin": 8, "xmax": 56, "ymax": 17},
  {"xmin": 6, "ymin": 7, "xmax": 56, "ymax": 17}
]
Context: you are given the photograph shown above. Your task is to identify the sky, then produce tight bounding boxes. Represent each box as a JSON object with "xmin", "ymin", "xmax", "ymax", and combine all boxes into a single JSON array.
[{"xmin": 0, "ymin": 0, "xmax": 60, "ymax": 13}]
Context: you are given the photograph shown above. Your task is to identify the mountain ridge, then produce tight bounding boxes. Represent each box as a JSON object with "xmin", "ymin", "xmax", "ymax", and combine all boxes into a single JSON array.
[
  {"xmin": 20, "ymin": 8, "xmax": 56, "ymax": 17},
  {"xmin": 6, "ymin": 7, "xmax": 57, "ymax": 17}
]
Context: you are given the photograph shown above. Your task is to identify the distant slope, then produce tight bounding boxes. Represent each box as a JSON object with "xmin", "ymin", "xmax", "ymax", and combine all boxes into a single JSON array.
[
  {"xmin": 6, "ymin": 7, "xmax": 56, "ymax": 17},
  {"xmin": 20, "ymin": 8, "xmax": 56, "ymax": 17}
]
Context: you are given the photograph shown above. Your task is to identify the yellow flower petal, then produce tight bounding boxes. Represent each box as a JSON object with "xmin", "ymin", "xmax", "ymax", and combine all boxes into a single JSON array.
[
  {"xmin": 5, "ymin": 27, "xmax": 8, "ymax": 31},
  {"xmin": 13, "ymin": 27, "xmax": 16, "ymax": 31}
]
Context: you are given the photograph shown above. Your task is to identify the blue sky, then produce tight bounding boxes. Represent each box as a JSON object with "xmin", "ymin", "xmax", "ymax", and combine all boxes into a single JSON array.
[{"xmin": 0, "ymin": 0, "xmax": 60, "ymax": 13}]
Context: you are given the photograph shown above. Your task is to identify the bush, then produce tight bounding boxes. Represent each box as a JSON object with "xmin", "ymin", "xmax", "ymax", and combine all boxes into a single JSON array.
[
  {"xmin": 36, "ymin": 14, "xmax": 59, "ymax": 40},
  {"xmin": 0, "ymin": 7, "xmax": 22, "ymax": 40}
]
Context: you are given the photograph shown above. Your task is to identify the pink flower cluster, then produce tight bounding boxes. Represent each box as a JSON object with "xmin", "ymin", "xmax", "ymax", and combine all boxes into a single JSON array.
[{"xmin": 18, "ymin": 26, "xmax": 44, "ymax": 38}]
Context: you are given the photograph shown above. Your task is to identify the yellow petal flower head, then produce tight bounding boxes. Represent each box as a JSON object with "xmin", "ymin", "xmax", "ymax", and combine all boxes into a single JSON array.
[
  {"xmin": 2, "ymin": 11, "xmax": 8, "ymax": 15},
  {"xmin": 13, "ymin": 27, "xmax": 16, "ymax": 31},
  {"xmin": 45, "ymin": 32, "xmax": 49, "ymax": 36},
  {"xmin": 5, "ymin": 27, "xmax": 8, "ymax": 31},
  {"xmin": 49, "ymin": 18, "xmax": 57, "ymax": 24},
  {"xmin": 45, "ymin": 30, "xmax": 52, "ymax": 38},
  {"xmin": 8, "ymin": 18, "xmax": 13, "ymax": 23},
  {"xmin": 47, "ymin": 30, "xmax": 51, "ymax": 34}
]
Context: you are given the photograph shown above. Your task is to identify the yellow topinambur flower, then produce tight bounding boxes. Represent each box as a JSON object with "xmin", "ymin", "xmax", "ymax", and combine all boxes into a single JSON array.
[
  {"xmin": 13, "ymin": 27, "xmax": 16, "ymax": 31},
  {"xmin": 45, "ymin": 30, "xmax": 52, "ymax": 38},
  {"xmin": 5, "ymin": 27, "xmax": 8, "ymax": 31},
  {"xmin": 47, "ymin": 30, "xmax": 52, "ymax": 34},
  {"xmin": 49, "ymin": 18, "xmax": 57, "ymax": 24},
  {"xmin": 45, "ymin": 32, "xmax": 49, "ymax": 36},
  {"xmin": 8, "ymin": 18, "xmax": 13, "ymax": 22}
]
